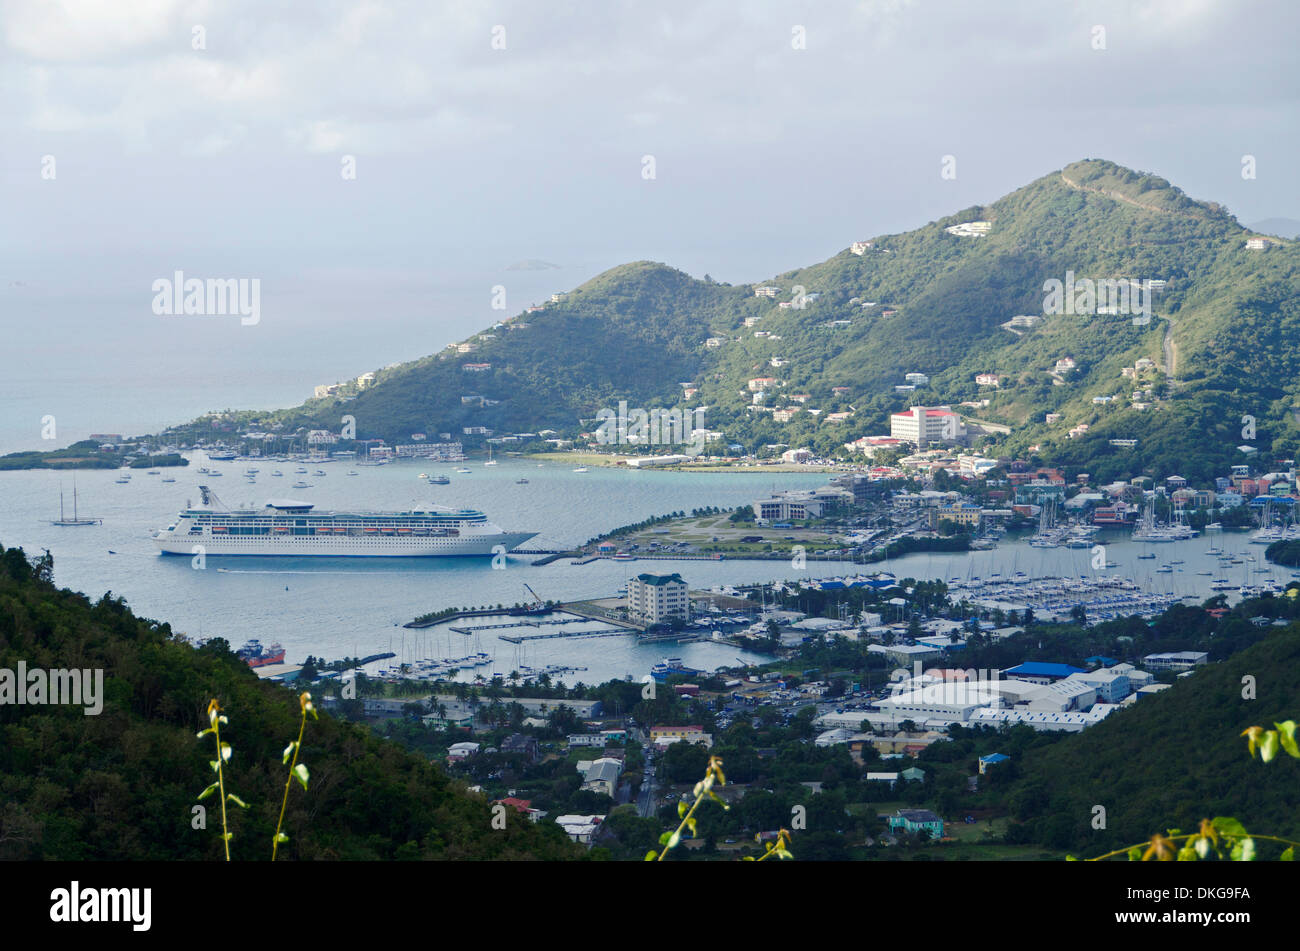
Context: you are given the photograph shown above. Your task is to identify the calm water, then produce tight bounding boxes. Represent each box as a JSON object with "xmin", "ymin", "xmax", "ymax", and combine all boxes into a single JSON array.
[
  {"xmin": 0, "ymin": 457, "xmax": 832, "ymax": 683},
  {"xmin": 0, "ymin": 457, "xmax": 1281, "ymax": 684}
]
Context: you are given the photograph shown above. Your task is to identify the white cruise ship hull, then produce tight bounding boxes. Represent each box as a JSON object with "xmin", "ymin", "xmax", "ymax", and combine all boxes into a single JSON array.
[{"xmin": 155, "ymin": 530, "xmax": 537, "ymax": 557}]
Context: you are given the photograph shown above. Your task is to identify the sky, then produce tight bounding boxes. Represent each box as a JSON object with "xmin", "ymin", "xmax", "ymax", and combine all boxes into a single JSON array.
[{"xmin": 1, "ymin": 0, "xmax": 1297, "ymax": 449}]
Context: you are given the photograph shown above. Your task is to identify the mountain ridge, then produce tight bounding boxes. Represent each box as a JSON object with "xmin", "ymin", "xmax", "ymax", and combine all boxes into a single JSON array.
[{"xmin": 171, "ymin": 159, "xmax": 1298, "ymax": 484}]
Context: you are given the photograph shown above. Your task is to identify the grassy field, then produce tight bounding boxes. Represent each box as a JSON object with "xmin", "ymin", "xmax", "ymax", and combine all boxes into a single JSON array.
[{"xmin": 606, "ymin": 513, "xmax": 848, "ymax": 555}]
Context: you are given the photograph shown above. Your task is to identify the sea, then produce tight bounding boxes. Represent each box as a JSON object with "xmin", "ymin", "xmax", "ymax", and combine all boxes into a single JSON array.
[{"xmin": 0, "ymin": 453, "xmax": 1287, "ymax": 686}]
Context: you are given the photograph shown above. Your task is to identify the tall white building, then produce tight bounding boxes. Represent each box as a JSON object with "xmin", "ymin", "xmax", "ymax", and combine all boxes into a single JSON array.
[
  {"xmin": 890, "ymin": 406, "xmax": 965, "ymax": 445},
  {"xmin": 627, "ymin": 573, "xmax": 690, "ymax": 623}
]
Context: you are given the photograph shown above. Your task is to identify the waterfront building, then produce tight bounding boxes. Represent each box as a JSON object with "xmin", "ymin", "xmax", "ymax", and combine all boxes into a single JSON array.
[{"xmin": 627, "ymin": 573, "xmax": 690, "ymax": 623}]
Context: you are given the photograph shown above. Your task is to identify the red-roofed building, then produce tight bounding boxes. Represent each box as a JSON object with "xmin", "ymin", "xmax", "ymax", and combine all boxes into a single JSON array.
[
  {"xmin": 495, "ymin": 797, "xmax": 545, "ymax": 822},
  {"xmin": 890, "ymin": 406, "xmax": 965, "ymax": 444}
]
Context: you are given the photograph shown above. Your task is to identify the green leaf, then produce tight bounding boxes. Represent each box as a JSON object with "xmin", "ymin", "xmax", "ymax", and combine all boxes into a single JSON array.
[
  {"xmin": 283, "ymin": 741, "xmax": 297, "ymax": 765},
  {"xmin": 210, "ymin": 759, "xmax": 220, "ymax": 773},
  {"xmin": 644, "ymin": 850, "xmax": 658, "ymax": 861},
  {"xmin": 1176, "ymin": 846, "xmax": 1197, "ymax": 861},
  {"xmin": 226, "ymin": 794, "xmax": 248, "ymax": 808},
  {"xmin": 658, "ymin": 831, "xmax": 674, "ymax": 846},
  {"xmin": 221, "ymin": 832, "xmax": 233, "ymax": 842},
  {"xmin": 1259, "ymin": 730, "xmax": 1280, "ymax": 763},
  {"xmin": 197, "ymin": 782, "xmax": 219, "ymax": 801},
  {"xmin": 685, "ymin": 817, "xmax": 697, "ymax": 837},
  {"xmin": 677, "ymin": 801, "xmax": 687, "ymax": 819},
  {"xmin": 293, "ymin": 763, "xmax": 309, "ymax": 790},
  {"xmin": 742, "ymin": 855, "xmax": 755, "ymax": 861},
  {"xmin": 1212, "ymin": 817, "xmax": 1248, "ymax": 838},
  {"xmin": 1127, "ymin": 846, "xmax": 1142, "ymax": 861},
  {"xmin": 275, "ymin": 832, "xmax": 290, "ymax": 844},
  {"xmin": 1065, "ymin": 855, "xmax": 1077, "ymax": 861},
  {"xmin": 196, "ymin": 728, "xmax": 213, "ymax": 739},
  {"xmin": 1275, "ymin": 721, "xmax": 1299, "ymax": 759},
  {"xmin": 1281, "ymin": 846, "xmax": 1294, "ymax": 862}
]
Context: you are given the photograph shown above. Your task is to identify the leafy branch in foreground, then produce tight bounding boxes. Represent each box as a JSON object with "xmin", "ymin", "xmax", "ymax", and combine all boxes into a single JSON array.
[
  {"xmin": 1072, "ymin": 718, "xmax": 1300, "ymax": 862},
  {"xmin": 644, "ymin": 756, "xmax": 795, "ymax": 862},
  {"xmin": 272, "ymin": 691, "xmax": 318, "ymax": 861},
  {"xmin": 647, "ymin": 755, "xmax": 728, "ymax": 861},
  {"xmin": 746, "ymin": 828, "xmax": 793, "ymax": 862},
  {"xmin": 195, "ymin": 699, "xmax": 247, "ymax": 861},
  {"xmin": 1242, "ymin": 720, "xmax": 1299, "ymax": 764}
]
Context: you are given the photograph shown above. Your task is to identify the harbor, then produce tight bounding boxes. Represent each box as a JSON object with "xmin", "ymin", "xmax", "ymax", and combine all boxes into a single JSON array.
[{"xmin": 3, "ymin": 458, "xmax": 1293, "ymax": 689}]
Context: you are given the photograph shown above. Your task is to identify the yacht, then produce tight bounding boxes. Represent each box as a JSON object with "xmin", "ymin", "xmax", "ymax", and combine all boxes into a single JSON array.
[{"xmin": 51, "ymin": 481, "xmax": 102, "ymax": 526}]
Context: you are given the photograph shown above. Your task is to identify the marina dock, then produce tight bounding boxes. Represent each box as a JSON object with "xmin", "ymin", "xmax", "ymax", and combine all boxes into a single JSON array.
[{"xmin": 498, "ymin": 628, "xmax": 628, "ymax": 643}]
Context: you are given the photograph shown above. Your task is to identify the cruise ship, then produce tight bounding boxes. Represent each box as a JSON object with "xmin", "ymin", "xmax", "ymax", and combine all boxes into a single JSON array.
[{"xmin": 153, "ymin": 486, "xmax": 537, "ymax": 557}]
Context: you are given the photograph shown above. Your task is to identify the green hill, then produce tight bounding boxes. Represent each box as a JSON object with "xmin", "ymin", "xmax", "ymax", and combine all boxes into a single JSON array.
[
  {"xmin": 0, "ymin": 544, "xmax": 580, "ymax": 860},
  {"xmin": 996, "ymin": 626, "xmax": 1300, "ymax": 857},
  {"xmin": 170, "ymin": 159, "xmax": 1299, "ymax": 482}
]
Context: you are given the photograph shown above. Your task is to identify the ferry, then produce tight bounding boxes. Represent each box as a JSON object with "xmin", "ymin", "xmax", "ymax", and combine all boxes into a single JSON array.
[
  {"xmin": 153, "ymin": 486, "xmax": 537, "ymax": 557},
  {"xmin": 429, "ymin": 474, "xmax": 450, "ymax": 485}
]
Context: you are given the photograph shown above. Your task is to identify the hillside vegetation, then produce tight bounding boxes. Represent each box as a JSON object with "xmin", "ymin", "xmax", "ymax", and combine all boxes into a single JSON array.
[{"xmin": 996, "ymin": 626, "xmax": 1300, "ymax": 856}]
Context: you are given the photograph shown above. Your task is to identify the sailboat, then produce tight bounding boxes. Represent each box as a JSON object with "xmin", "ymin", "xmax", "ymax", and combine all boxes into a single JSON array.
[
  {"xmin": 484, "ymin": 446, "xmax": 498, "ymax": 466},
  {"xmin": 51, "ymin": 479, "xmax": 102, "ymax": 526}
]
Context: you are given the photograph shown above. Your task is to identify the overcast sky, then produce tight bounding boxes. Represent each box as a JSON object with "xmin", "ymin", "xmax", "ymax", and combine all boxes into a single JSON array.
[{"xmin": 1, "ymin": 0, "xmax": 1297, "ymax": 446}]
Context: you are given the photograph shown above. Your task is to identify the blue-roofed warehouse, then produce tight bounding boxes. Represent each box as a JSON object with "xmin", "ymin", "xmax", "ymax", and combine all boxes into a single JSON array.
[{"xmin": 1002, "ymin": 662, "xmax": 1087, "ymax": 685}]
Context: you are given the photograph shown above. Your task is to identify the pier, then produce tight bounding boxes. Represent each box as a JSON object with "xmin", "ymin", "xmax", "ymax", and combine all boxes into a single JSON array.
[
  {"xmin": 448, "ymin": 617, "xmax": 585, "ymax": 634},
  {"xmin": 498, "ymin": 628, "xmax": 628, "ymax": 644}
]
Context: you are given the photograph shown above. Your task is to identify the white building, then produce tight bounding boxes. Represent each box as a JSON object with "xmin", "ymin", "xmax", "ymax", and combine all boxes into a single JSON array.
[
  {"xmin": 627, "ymin": 573, "xmax": 690, "ymax": 623},
  {"xmin": 555, "ymin": 814, "xmax": 604, "ymax": 845},
  {"xmin": 967, "ymin": 705, "xmax": 1118, "ymax": 732},
  {"xmin": 945, "ymin": 221, "xmax": 992, "ymax": 237},
  {"xmin": 1143, "ymin": 651, "xmax": 1208, "ymax": 672},
  {"xmin": 890, "ymin": 406, "xmax": 965, "ymax": 445},
  {"xmin": 1066, "ymin": 670, "xmax": 1130, "ymax": 704}
]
